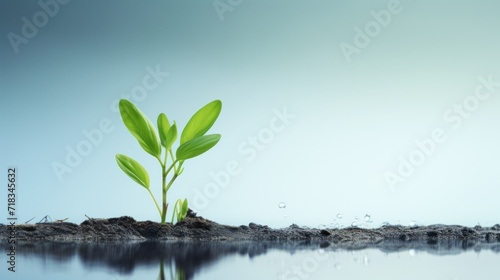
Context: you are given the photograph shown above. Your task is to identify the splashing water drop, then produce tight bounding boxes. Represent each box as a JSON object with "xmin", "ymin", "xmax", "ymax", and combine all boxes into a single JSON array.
[
  {"xmin": 337, "ymin": 213, "xmax": 342, "ymax": 219},
  {"xmin": 278, "ymin": 202, "xmax": 286, "ymax": 209},
  {"xmin": 364, "ymin": 214, "xmax": 371, "ymax": 222}
]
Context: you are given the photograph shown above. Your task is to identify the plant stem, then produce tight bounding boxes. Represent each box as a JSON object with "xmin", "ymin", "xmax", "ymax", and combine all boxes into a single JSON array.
[
  {"xmin": 169, "ymin": 149, "xmax": 175, "ymax": 163},
  {"xmin": 165, "ymin": 173, "xmax": 178, "ymax": 192},
  {"xmin": 164, "ymin": 160, "xmax": 179, "ymax": 178},
  {"xmin": 161, "ymin": 158, "xmax": 168, "ymax": 224},
  {"xmin": 171, "ymin": 200, "xmax": 178, "ymax": 224},
  {"xmin": 169, "ymin": 150, "xmax": 177, "ymax": 173},
  {"xmin": 161, "ymin": 203, "xmax": 168, "ymax": 224},
  {"xmin": 176, "ymin": 161, "xmax": 184, "ymax": 176},
  {"xmin": 147, "ymin": 188, "xmax": 162, "ymax": 217},
  {"xmin": 164, "ymin": 148, "xmax": 169, "ymax": 167},
  {"xmin": 161, "ymin": 173, "xmax": 179, "ymax": 224}
]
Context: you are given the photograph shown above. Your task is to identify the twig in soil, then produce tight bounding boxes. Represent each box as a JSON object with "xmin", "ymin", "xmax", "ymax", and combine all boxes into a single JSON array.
[
  {"xmin": 25, "ymin": 216, "xmax": 36, "ymax": 224},
  {"xmin": 37, "ymin": 215, "xmax": 52, "ymax": 224},
  {"xmin": 84, "ymin": 214, "xmax": 104, "ymax": 224}
]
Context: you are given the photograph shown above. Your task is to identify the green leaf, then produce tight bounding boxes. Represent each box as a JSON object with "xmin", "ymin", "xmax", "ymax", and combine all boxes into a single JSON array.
[
  {"xmin": 175, "ymin": 198, "xmax": 188, "ymax": 223},
  {"xmin": 180, "ymin": 100, "xmax": 222, "ymax": 144},
  {"xmin": 176, "ymin": 134, "xmax": 221, "ymax": 160},
  {"xmin": 119, "ymin": 99, "xmax": 161, "ymax": 158},
  {"xmin": 172, "ymin": 199, "xmax": 183, "ymax": 224},
  {"xmin": 115, "ymin": 154, "xmax": 150, "ymax": 189},
  {"xmin": 157, "ymin": 113, "xmax": 171, "ymax": 148},
  {"xmin": 165, "ymin": 122, "xmax": 178, "ymax": 150},
  {"xmin": 181, "ymin": 199, "xmax": 188, "ymax": 216}
]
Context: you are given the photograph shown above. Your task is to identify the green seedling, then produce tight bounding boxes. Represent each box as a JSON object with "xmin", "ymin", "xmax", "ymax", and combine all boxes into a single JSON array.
[
  {"xmin": 171, "ymin": 198, "xmax": 188, "ymax": 224},
  {"xmin": 116, "ymin": 99, "xmax": 222, "ymax": 224}
]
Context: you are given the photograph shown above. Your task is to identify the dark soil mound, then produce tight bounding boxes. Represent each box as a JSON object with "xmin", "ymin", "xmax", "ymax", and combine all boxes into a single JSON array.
[{"xmin": 2, "ymin": 210, "xmax": 500, "ymax": 244}]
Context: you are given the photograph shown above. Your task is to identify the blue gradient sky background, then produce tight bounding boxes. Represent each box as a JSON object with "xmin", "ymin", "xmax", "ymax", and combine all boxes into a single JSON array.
[{"xmin": 1, "ymin": 0, "xmax": 500, "ymax": 228}]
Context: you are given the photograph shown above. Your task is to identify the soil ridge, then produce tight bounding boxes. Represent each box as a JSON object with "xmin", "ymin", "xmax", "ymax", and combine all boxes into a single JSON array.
[{"xmin": 1, "ymin": 211, "xmax": 499, "ymax": 244}]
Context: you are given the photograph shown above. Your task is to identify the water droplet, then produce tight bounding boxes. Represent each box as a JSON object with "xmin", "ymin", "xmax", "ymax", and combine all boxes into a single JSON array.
[
  {"xmin": 278, "ymin": 202, "xmax": 286, "ymax": 209},
  {"xmin": 364, "ymin": 214, "xmax": 371, "ymax": 222},
  {"xmin": 409, "ymin": 221, "xmax": 417, "ymax": 227},
  {"xmin": 351, "ymin": 221, "xmax": 358, "ymax": 227},
  {"xmin": 318, "ymin": 224, "xmax": 327, "ymax": 229},
  {"xmin": 409, "ymin": 249, "xmax": 416, "ymax": 256},
  {"xmin": 355, "ymin": 216, "xmax": 359, "ymax": 220},
  {"xmin": 337, "ymin": 213, "xmax": 342, "ymax": 219}
]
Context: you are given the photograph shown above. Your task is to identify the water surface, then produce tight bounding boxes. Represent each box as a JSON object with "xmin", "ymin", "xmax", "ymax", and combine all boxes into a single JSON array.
[{"xmin": 1, "ymin": 240, "xmax": 499, "ymax": 279}]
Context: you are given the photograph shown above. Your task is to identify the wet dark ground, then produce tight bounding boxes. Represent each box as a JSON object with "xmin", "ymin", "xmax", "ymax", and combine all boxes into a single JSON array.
[
  {"xmin": 2, "ymin": 211, "xmax": 500, "ymax": 279},
  {"xmin": 1, "ymin": 210, "xmax": 500, "ymax": 245}
]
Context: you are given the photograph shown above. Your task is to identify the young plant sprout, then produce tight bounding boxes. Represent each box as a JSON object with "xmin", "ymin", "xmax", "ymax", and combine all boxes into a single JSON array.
[
  {"xmin": 116, "ymin": 99, "xmax": 222, "ymax": 224},
  {"xmin": 171, "ymin": 198, "xmax": 188, "ymax": 224}
]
